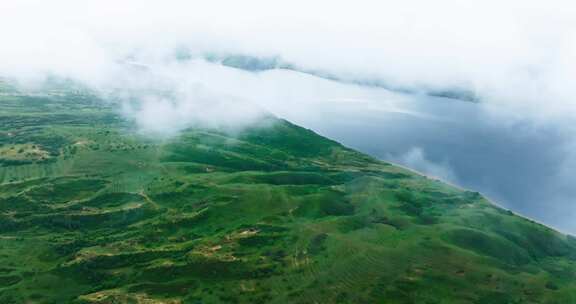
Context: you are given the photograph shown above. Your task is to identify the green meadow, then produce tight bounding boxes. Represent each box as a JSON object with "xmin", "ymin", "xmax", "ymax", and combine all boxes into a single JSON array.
[{"xmin": 1, "ymin": 83, "xmax": 576, "ymax": 303}]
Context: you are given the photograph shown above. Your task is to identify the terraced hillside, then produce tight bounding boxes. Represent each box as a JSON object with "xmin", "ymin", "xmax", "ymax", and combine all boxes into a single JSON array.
[{"xmin": 2, "ymin": 83, "xmax": 576, "ymax": 304}]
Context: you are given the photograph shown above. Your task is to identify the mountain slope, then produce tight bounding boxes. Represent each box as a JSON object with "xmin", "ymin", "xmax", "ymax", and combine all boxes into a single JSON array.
[{"xmin": 1, "ymin": 86, "xmax": 576, "ymax": 303}]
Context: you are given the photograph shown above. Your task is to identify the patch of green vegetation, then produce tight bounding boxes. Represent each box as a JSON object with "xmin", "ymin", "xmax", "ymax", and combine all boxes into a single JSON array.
[
  {"xmin": 294, "ymin": 190, "xmax": 355, "ymax": 218},
  {"xmin": 0, "ymin": 143, "xmax": 51, "ymax": 165},
  {"xmin": 1, "ymin": 84, "xmax": 576, "ymax": 303},
  {"xmin": 445, "ymin": 228, "xmax": 532, "ymax": 265}
]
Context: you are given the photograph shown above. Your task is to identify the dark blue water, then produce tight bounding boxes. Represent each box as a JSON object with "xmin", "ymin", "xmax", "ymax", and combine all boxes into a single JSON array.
[{"xmin": 291, "ymin": 95, "xmax": 576, "ymax": 234}]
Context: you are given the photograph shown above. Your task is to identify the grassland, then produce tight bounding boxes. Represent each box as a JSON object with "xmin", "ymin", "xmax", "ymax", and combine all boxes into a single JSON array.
[{"xmin": 1, "ymin": 82, "xmax": 576, "ymax": 303}]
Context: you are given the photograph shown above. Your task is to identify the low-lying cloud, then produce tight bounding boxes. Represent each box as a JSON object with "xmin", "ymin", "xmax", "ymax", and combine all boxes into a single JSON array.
[
  {"xmin": 1, "ymin": 0, "xmax": 576, "ymax": 119},
  {"xmin": 388, "ymin": 147, "xmax": 459, "ymax": 185}
]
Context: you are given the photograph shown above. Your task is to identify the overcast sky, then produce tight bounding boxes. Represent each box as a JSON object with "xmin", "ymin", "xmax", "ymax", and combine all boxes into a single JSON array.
[{"xmin": 1, "ymin": 0, "xmax": 576, "ymax": 233}]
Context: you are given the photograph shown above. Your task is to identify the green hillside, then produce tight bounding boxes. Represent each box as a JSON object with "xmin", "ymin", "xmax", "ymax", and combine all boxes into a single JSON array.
[{"xmin": 1, "ymin": 84, "xmax": 576, "ymax": 304}]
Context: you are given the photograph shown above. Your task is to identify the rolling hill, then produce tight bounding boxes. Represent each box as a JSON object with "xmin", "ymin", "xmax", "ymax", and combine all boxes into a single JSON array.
[{"xmin": 1, "ymin": 83, "xmax": 576, "ymax": 303}]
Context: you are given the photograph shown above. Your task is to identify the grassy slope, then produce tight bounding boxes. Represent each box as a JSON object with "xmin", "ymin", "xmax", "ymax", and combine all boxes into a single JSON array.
[{"xmin": 1, "ymin": 85, "xmax": 576, "ymax": 304}]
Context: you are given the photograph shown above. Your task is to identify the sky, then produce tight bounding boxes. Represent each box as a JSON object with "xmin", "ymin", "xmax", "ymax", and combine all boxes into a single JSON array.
[{"xmin": 1, "ymin": 0, "xmax": 576, "ymax": 232}]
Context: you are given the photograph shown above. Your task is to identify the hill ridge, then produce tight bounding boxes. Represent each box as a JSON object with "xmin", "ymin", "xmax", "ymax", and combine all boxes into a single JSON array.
[{"xmin": 1, "ymin": 86, "xmax": 576, "ymax": 303}]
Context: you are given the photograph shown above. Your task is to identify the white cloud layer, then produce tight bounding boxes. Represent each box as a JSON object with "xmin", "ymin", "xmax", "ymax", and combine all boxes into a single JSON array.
[{"xmin": 1, "ymin": 0, "xmax": 576, "ymax": 122}]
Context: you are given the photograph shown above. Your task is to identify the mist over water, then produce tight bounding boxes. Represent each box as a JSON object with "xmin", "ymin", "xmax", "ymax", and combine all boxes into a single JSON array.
[{"xmin": 290, "ymin": 94, "xmax": 576, "ymax": 233}]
